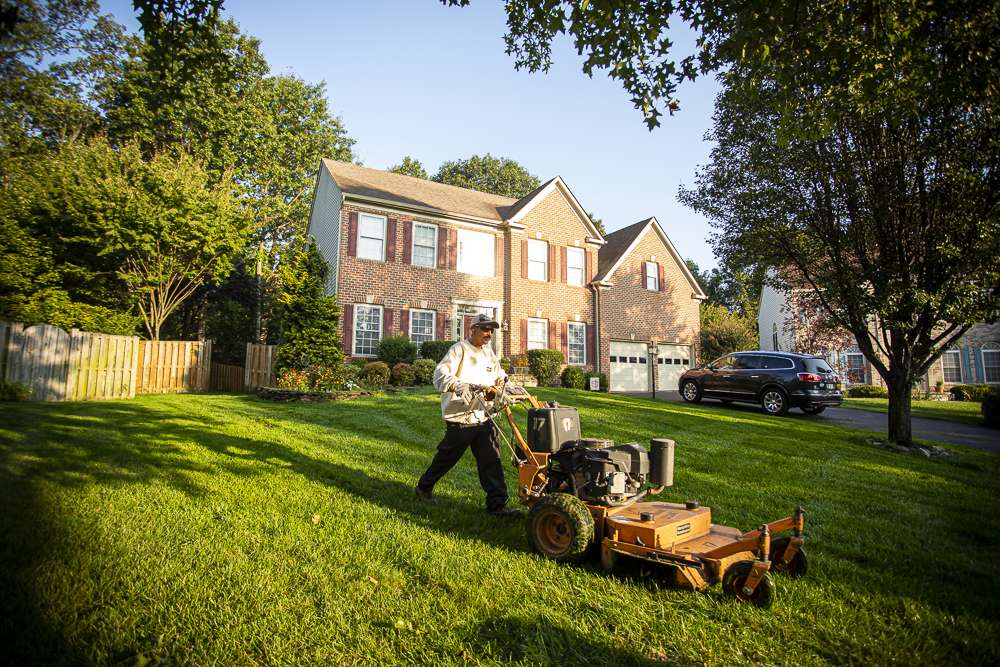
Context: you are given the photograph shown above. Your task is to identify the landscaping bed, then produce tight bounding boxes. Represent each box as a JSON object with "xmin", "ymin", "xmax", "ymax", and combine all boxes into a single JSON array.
[{"xmin": 1, "ymin": 389, "xmax": 998, "ymax": 664}]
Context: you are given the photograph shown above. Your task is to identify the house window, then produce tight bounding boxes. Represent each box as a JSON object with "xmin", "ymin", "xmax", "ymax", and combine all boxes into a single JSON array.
[
  {"xmin": 527, "ymin": 318, "xmax": 548, "ymax": 350},
  {"xmin": 645, "ymin": 262, "xmax": 659, "ymax": 291},
  {"xmin": 527, "ymin": 239, "xmax": 548, "ymax": 281},
  {"xmin": 358, "ymin": 213, "xmax": 386, "ymax": 261},
  {"xmin": 566, "ymin": 247, "xmax": 585, "ymax": 286},
  {"xmin": 411, "ymin": 223, "xmax": 437, "ymax": 268},
  {"xmin": 984, "ymin": 345, "xmax": 1000, "ymax": 383},
  {"xmin": 353, "ymin": 304, "xmax": 382, "ymax": 356},
  {"xmin": 457, "ymin": 229, "xmax": 495, "ymax": 277},
  {"xmin": 409, "ymin": 309, "xmax": 435, "ymax": 347},
  {"xmin": 845, "ymin": 352, "xmax": 866, "ymax": 384},
  {"xmin": 568, "ymin": 322, "xmax": 586, "ymax": 365},
  {"xmin": 941, "ymin": 349, "xmax": 962, "ymax": 384}
]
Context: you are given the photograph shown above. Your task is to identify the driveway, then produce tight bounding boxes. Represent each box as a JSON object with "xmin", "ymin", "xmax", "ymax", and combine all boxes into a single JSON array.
[{"xmin": 624, "ymin": 391, "xmax": 1000, "ymax": 452}]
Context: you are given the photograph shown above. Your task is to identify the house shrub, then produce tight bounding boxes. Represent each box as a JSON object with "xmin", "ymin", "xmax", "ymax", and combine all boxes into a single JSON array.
[
  {"xmin": 420, "ymin": 339, "xmax": 454, "ymax": 362},
  {"xmin": 561, "ymin": 366, "xmax": 586, "ymax": 390},
  {"xmin": 847, "ymin": 384, "xmax": 888, "ymax": 398},
  {"xmin": 378, "ymin": 335, "xmax": 417, "ymax": 366},
  {"xmin": 0, "ymin": 380, "xmax": 31, "ymax": 401},
  {"xmin": 527, "ymin": 349, "xmax": 564, "ymax": 385},
  {"xmin": 310, "ymin": 364, "xmax": 359, "ymax": 392},
  {"xmin": 949, "ymin": 384, "xmax": 992, "ymax": 402},
  {"xmin": 585, "ymin": 371, "xmax": 609, "ymax": 392},
  {"xmin": 276, "ymin": 369, "xmax": 309, "ymax": 391},
  {"xmin": 391, "ymin": 362, "xmax": 416, "ymax": 387},
  {"xmin": 413, "ymin": 359, "xmax": 436, "ymax": 385},
  {"xmin": 274, "ymin": 240, "xmax": 343, "ymax": 373},
  {"xmin": 350, "ymin": 357, "xmax": 368, "ymax": 369},
  {"xmin": 499, "ymin": 357, "xmax": 512, "ymax": 373},
  {"xmin": 359, "ymin": 361, "xmax": 390, "ymax": 388},
  {"xmin": 982, "ymin": 389, "xmax": 1000, "ymax": 428}
]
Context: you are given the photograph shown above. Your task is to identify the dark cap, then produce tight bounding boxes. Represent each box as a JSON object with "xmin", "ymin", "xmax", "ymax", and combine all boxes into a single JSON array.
[{"xmin": 470, "ymin": 313, "xmax": 500, "ymax": 330}]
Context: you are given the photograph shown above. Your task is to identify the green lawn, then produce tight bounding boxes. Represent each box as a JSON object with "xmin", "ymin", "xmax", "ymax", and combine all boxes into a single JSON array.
[
  {"xmin": 1, "ymin": 389, "xmax": 998, "ymax": 665},
  {"xmin": 842, "ymin": 397, "xmax": 987, "ymax": 426}
]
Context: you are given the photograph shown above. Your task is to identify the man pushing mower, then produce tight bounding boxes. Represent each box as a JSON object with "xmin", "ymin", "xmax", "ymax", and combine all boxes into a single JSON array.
[{"xmin": 414, "ymin": 313, "xmax": 520, "ymax": 517}]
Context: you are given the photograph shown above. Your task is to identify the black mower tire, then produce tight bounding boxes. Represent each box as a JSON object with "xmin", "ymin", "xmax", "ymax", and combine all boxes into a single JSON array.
[
  {"xmin": 722, "ymin": 561, "xmax": 776, "ymax": 609},
  {"xmin": 681, "ymin": 380, "xmax": 702, "ymax": 403},
  {"xmin": 770, "ymin": 537, "xmax": 809, "ymax": 577},
  {"xmin": 800, "ymin": 405, "xmax": 826, "ymax": 415},
  {"xmin": 760, "ymin": 388, "xmax": 789, "ymax": 416},
  {"xmin": 527, "ymin": 493, "xmax": 594, "ymax": 563}
]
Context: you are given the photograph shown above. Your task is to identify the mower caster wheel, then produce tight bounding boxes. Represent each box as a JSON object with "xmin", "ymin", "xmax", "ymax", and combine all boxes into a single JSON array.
[
  {"xmin": 722, "ymin": 561, "xmax": 776, "ymax": 609},
  {"xmin": 770, "ymin": 537, "xmax": 809, "ymax": 577},
  {"xmin": 527, "ymin": 493, "xmax": 594, "ymax": 563}
]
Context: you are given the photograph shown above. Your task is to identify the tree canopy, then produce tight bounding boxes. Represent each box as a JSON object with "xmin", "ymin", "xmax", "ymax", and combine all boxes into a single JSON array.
[
  {"xmin": 432, "ymin": 153, "xmax": 541, "ymax": 199},
  {"xmin": 390, "ymin": 156, "xmax": 429, "ymax": 179}
]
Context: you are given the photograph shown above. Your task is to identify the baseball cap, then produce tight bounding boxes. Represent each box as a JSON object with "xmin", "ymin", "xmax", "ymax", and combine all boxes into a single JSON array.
[{"xmin": 470, "ymin": 314, "xmax": 500, "ymax": 330}]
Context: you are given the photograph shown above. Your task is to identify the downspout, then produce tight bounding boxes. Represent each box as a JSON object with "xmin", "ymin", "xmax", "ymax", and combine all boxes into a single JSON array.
[{"xmin": 592, "ymin": 284, "xmax": 601, "ymax": 374}]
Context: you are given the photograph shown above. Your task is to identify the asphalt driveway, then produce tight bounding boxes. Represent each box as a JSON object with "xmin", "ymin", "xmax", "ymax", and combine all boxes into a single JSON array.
[{"xmin": 625, "ymin": 390, "xmax": 1000, "ymax": 452}]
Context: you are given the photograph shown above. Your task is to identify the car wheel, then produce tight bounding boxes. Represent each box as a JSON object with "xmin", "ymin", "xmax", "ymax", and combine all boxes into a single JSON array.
[
  {"xmin": 760, "ymin": 388, "xmax": 789, "ymax": 415},
  {"xmin": 681, "ymin": 380, "xmax": 702, "ymax": 403},
  {"xmin": 800, "ymin": 405, "xmax": 826, "ymax": 415}
]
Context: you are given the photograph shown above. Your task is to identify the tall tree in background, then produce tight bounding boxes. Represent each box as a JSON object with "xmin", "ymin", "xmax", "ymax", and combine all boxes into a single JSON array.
[
  {"xmin": 390, "ymin": 156, "xmax": 429, "ymax": 179},
  {"xmin": 433, "ymin": 154, "xmax": 540, "ymax": 198},
  {"xmin": 685, "ymin": 259, "xmax": 763, "ymax": 318},
  {"xmin": 699, "ymin": 303, "xmax": 757, "ymax": 363}
]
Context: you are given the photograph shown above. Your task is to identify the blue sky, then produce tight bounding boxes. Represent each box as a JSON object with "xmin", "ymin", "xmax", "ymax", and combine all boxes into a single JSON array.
[{"xmin": 100, "ymin": 1, "xmax": 722, "ymax": 270}]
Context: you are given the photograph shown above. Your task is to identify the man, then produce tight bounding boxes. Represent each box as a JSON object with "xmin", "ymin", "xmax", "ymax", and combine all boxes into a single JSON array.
[{"xmin": 415, "ymin": 313, "xmax": 519, "ymax": 517}]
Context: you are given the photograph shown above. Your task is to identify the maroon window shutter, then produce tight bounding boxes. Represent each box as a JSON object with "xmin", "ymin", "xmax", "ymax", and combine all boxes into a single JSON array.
[
  {"xmin": 560, "ymin": 246, "xmax": 567, "ymax": 283},
  {"xmin": 547, "ymin": 319, "xmax": 555, "ymax": 349},
  {"xmin": 561, "ymin": 322, "xmax": 568, "ymax": 359},
  {"xmin": 521, "ymin": 240, "xmax": 528, "ymax": 279},
  {"xmin": 547, "ymin": 243, "xmax": 556, "ymax": 282},
  {"xmin": 495, "ymin": 234, "xmax": 502, "ymax": 277},
  {"xmin": 385, "ymin": 219, "xmax": 396, "ymax": 262},
  {"xmin": 448, "ymin": 229, "xmax": 458, "ymax": 269},
  {"xmin": 641, "ymin": 262, "xmax": 648, "ymax": 289},
  {"xmin": 403, "ymin": 221, "xmax": 412, "ymax": 265},
  {"xmin": 383, "ymin": 308, "xmax": 393, "ymax": 336},
  {"xmin": 435, "ymin": 311, "xmax": 446, "ymax": 341},
  {"xmin": 521, "ymin": 319, "xmax": 528, "ymax": 353},
  {"xmin": 347, "ymin": 212, "xmax": 358, "ymax": 257},
  {"xmin": 586, "ymin": 324, "xmax": 595, "ymax": 365},
  {"xmin": 400, "ymin": 308, "xmax": 410, "ymax": 336},
  {"xmin": 658, "ymin": 262, "xmax": 666, "ymax": 292},
  {"xmin": 437, "ymin": 227, "xmax": 448, "ymax": 268},
  {"xmin": 585, "ymin": 250, "xmax": 593, "ymax": 283},
  {"xmin": 343, "ymin": 305, "xmax": 354, "ymax": 356}
]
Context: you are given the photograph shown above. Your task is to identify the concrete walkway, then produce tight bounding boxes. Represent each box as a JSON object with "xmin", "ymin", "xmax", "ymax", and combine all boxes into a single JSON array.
[{"xmin": 624, "ymin": 391, "xmax": 1000, "ymax": 452}]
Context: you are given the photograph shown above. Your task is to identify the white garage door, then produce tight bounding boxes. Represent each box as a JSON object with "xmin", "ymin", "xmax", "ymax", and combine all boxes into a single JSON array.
[
  {"xmin": 610, "ymin": 342, "xmax": 650, "ymax": 392},
  {"xmin": 657, "ymin": 343, "xmax": 692, "ymax": 391}
]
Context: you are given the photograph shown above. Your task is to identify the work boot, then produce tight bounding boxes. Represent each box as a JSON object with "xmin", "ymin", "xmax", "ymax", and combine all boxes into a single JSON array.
[
  {"xmin": 487, "ymin": 506, "xmax": 521, "ymax": 518},
  {"xmin": 414, "ymin": 485, "xmax": 434, "ymax": 502}
]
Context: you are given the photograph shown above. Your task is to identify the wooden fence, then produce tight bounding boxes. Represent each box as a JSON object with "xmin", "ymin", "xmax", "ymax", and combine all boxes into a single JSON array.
[
  {"xmin": 66, "ymin": 330, "xmax": 140, "ymax": 401},
  {"xmin": 210, "ymin": 362, "xmax": 245, "ymax": 392},
  {"xmin": 136, "ymin": 340, "xmax": 211, "ymax": 394},
  {"xmin": 245, "ymin": 343, "xmax": 277, "ymax": 390}
]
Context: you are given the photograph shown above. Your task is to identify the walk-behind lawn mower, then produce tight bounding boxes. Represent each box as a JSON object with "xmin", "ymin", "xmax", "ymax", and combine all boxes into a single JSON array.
[{"xmin": 482, "ymin": 380, "xmax": 808, "ymax": 608}]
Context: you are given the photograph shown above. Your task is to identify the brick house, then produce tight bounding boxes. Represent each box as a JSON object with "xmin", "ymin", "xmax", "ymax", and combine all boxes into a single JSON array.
[{"xmin": 306, "ymin": 160, "xmax": 703, "ymax": 391}]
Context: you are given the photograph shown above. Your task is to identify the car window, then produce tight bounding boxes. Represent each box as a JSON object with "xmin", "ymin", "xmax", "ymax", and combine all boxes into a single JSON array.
[
  {"xmin": 803, "ymin": 358, "xmax": 834, "ymax": 373},
  {"xmin": 735, "ymin": 355, "xmax": 761, "ymax": 370},
  {"xmin": 761, "ymin": 356, "xmax": 794, "ymax": 370},
  {"xmin": 712, "ymin": 355, "xmax": 737, "ymax": 370}
]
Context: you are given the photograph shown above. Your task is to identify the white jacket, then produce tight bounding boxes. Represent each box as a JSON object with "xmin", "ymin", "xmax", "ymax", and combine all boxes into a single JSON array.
[{"xmin": 433, "ymin": 339, "xmax": 508, "ymax": 424}]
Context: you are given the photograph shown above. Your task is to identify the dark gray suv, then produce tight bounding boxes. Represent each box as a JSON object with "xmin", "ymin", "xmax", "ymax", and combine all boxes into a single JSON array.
[{"xmin": 678, "ymin": 351, "xmax": 843, "ymax": 415}]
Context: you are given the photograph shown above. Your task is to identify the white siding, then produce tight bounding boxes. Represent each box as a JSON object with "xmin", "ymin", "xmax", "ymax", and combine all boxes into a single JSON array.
[
  {"xmin": 306, "ymin": 164, "xmax": 343, "ymax": 294},
  {"xmin": 758, "ymin": 282, "xmax": 795, "ymax": 351}
]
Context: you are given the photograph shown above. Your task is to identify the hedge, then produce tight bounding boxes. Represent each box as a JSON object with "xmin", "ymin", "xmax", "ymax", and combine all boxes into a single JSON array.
[
  {"xmin": 527, "ymin": 349, "xmax": 564, "ymax": 385},
  {"xmin": 949, "ymin": 384, "xmax": 993, "ymax": 402},
  {"xmin": 847, "ymin": 384, "xmax": 888, "ymax": 398},
  {"xmin": 420, "ymin": 340, "xmax": 454, "ymax": 363}
]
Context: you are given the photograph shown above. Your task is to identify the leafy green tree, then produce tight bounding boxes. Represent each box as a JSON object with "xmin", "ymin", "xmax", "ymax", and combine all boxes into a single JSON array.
[
  {"xmin": 433, "ymin": 154, "xmax": 541, "ymax": 198},
  {"xmin": 699, "ymin": 304, "xmax": 757, "ymax": 363},
  {"xmin": 390, "ymin": 156, "xmax": 429, "ymax": 179},
  {"xmin": 686, "ymin": 259, "xmax": 762, "ymax": 318},
  {"xmin": 273, "ymin": 239, "xmax": 343, "ymax": 372},
  {"xmin": 587, "ymin": 212, "xmax": 606, "ymax": 237}
]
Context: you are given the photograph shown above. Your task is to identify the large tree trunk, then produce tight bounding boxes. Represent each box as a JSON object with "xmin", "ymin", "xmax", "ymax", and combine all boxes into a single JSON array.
[{"xmin": 885, "ymin": 370, "xmax": 913, "ymax": 447}]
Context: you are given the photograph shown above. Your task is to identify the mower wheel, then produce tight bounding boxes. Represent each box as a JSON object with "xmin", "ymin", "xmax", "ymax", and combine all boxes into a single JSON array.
[
  {"xmin": 722, "ymin": 561, "xmax": 776, "ymax": 609},
  {"xmin": 681, "ymin": 380, "xmax": 702, "ymax": 403},
  {"xmin": 770, "ymin": 537, "xmax": 809, "ymax": 577},
  {"xmin": 527, "ymin": 493, "xmax": 594, "ymax": 563}
]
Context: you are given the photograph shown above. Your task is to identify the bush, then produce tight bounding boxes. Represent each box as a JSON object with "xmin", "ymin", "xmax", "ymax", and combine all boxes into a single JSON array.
[
  {"xmin": 310, "ymin": 364, "xmax": 359, "ymax": 392},
  {"xmin": 276, "ymin": 369, "xmax": 309, "ymax": 391},
  {"xmin": 359, "ymin": 361, "xmax": 390, "ymax": 388},
  {"xmin": 949, "ymin": 384, "xmax": 993, "ymax": 402},
  {"xmin": 413, "ymin": 358, "xmax": 436, "ymax": 385},
  {"xmin": 0, "ymin": 380, "xmax": 31, "ymax": 401},
  {"xmin": 847, "ymin": 384, "xmax": 888, "ymax": 398},
  {"xmin": 585, "ymin": 371, "xmax": 609, "ymax": 392},
  {"xmin": 378, "ymin": 335, "xmax": 417, "ymax": 366},
  {"xmin": 350, "ymin": 357, "xmax": 368, "ymax": 369},
  {"xmin": 527, "ymin": 348, "xmax": 564, "ymax": 385},
  {"xmin": 499, "ymin": 357, "xmax": 512, "ymax": 373},
  {"xmin": 561, "ymin": 366, "xmax": 586, "ymax": 390},
  {"xmin": 982, "ymin": 389, "xmax": 1000, "ymax": 428},
  {"xmin": 391, "ymin": 362, "xmax": 416, "ymax": 386},
  {"xmin": 420, "ymin": 339, "xmax": 454, "ymax": 362}
]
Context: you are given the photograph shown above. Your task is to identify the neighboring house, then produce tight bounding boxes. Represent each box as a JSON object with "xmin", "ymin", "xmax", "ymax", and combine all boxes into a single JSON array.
[{"xmin": 306, "ymin": 160, "xmax": 703, "ymax": 391}]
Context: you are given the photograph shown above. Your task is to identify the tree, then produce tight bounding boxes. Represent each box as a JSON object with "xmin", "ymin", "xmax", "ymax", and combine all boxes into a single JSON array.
[
  {"xmin": 433, "ymin": 154, "xmax": 541, "ymax": 198},
  {"xmin": 273, "ymin": 239, "xmax": 343, "ymax": 373},
  {"xmin": 699, "ymin": 303, "xmax": 757, "ymax": 362},
  {"xmin": 390, "ymin": 156, "xmax": 428, "ymax": 179},
  {"xmin": 587, "ymin": 212, "xmax": 606, "ymax": 237},
  {"xmin": 685, "ymin": 259, "xmax": 762, "ymax": 317},
  {"xmin": 783, "ymin": 286, "xmax": 855, "ymax": 359}
]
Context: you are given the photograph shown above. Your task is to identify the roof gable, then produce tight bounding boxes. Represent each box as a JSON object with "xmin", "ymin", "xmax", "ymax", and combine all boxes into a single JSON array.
[
  {"xmin": 596, "ymin": 217, "xmax": 706, "ymax": 297},
  {"xmin": 504, "ymin": 176, "xmax": 605, "ymax": 242}
]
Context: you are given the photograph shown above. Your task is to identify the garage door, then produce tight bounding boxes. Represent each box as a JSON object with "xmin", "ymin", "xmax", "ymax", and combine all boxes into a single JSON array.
[
  {"xmin": 657, "ymin": 343, "xmax": 692, "ymax": 391},
  {"xmin": 610, "ymin": 341, "xmax": 650, "ymax": 392}
]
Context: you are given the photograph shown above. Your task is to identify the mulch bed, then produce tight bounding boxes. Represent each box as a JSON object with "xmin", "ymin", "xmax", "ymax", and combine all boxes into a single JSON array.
[{"xmin": 256, "ymin": 387, "xmax": 373, "ymax": 402}]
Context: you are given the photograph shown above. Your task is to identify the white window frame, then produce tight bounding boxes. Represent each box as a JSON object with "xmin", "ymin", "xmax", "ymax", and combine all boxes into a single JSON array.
[
  {"xmin": 456, "ymin": 229, "xmax": 495, "ymax": 277},
  {"xmin": 645, "ymin": 261, "xmax": 659, "ymax": 291},
  {"xmin": 409, "ymin": 308, "xmax": 435, "ymax": 347},
  {"xmin": 353, "ymin": 304, "xmax": 383, "ymax": 357},
  {"xmin": 527, "ymin": 318, "xmax": 548, "ymax": 351},
  {"xmin": 983, "ymin": 344, "xmax": 1000, "ymax": 384},
  {"xmin": 845, "ymin": 352, "xmax": 866, "ymax": 384},
  {"xmin": 566, "ymin": 247, "xmax": 585, "ymax": 287},
  {"xmin": 357, "ymin": 213, "xmax": 386, "ymax": 261},
  {"xmin": 567, "ymin": 321, "xmax": 586, "ymax": 365},
  {"xmin": 411, "ymin": 222, "xmax": 437, "ymax": 268},
  {"xmin": 527, "ymin": 239, "xmax": 548, "ymax": 281},
  {"xmin": 941, "ymin": 348, "xmax": 962, "ymax": 384}
]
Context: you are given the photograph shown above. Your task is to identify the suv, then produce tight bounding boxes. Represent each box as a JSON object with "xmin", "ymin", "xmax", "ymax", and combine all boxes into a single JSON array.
[{"xmin": 678, "ymin": 351, "xmax": 843, "ymax": 416}]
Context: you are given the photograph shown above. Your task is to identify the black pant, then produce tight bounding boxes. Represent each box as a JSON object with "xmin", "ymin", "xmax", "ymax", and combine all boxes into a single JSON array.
[{"xmin": 417, "ymin": 421, "xmax": 509, "ymax": 512}]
